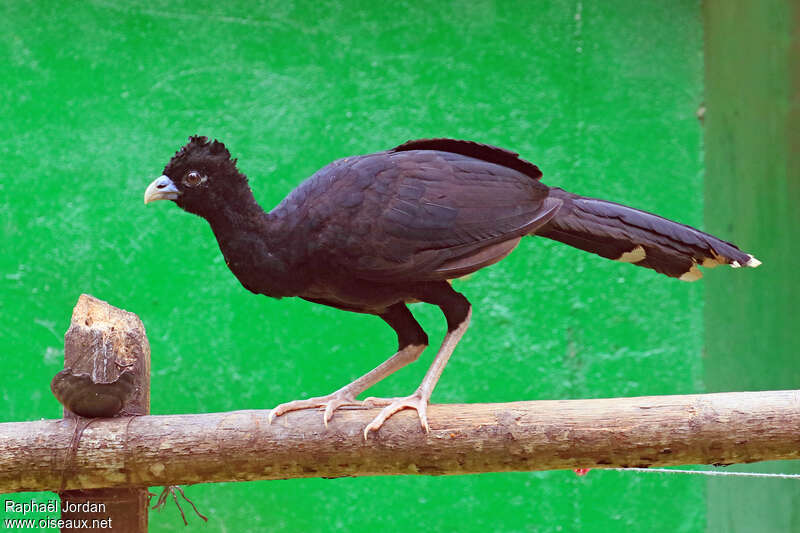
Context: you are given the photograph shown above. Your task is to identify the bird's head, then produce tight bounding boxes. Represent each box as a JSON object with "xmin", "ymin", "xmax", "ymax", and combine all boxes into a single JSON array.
[{"xmin": 144, "ymin": 135, "xmax": 250, "ymax": 219}]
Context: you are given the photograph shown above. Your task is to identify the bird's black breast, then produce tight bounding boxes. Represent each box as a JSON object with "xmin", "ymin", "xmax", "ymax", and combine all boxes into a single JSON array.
[{"xmin": 212, "ymin": 220, "xmax": 309, "ymax": 298}]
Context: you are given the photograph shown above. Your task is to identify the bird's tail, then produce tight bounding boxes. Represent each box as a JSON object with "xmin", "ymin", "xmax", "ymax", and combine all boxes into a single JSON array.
[{"xmin": 535, "ymin": 188, "xmax": 760, "ymax": 281}]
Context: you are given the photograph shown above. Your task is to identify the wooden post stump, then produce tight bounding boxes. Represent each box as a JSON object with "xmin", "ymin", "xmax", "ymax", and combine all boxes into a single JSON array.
[{"xmin": 50, "ymin": 294, "xmax": 151, "ymax": 532}]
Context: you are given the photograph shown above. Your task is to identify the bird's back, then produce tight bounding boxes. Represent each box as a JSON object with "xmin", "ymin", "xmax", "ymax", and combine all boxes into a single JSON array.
[{"xmin": 271, "ymin": 148, "xmax": 553, "ymax": 285}]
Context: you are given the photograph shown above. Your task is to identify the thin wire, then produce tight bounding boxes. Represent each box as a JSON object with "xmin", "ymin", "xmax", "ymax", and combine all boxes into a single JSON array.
[{"xmin": 611, "ymin": 467, "xmax": 800, "ymax": 480}]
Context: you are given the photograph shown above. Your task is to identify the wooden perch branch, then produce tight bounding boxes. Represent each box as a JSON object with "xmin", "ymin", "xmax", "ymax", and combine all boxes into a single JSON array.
[
  {"xmin": 2, "ymin": 390, "xmax": 799, "ymax": 493},
  {"xmin": 52, "ymin": 294, "xmax": 151, "ymax": 531}
]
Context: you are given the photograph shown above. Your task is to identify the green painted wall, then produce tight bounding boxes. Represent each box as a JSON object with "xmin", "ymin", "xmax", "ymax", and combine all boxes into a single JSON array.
[
  {"xmin": 1, "ymin": 1, "xmax": 709, "ymax": 531},
  {"xmin": 704, "ymin": 1, "xmax": 800, "ymax": 532}
]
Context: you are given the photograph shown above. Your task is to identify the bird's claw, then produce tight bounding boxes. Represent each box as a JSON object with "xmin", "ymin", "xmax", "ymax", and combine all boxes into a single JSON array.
[
  {"xmin": 362, "ymin": 392, "xmax": 430, "ymax": 439},
  {"xmin": 268, "ymin": 391, "xmax": 361, "ymax": 427}
]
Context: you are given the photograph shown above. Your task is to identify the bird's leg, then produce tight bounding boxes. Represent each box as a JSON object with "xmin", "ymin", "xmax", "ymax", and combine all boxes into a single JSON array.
[
  {"xmin": 363, "ymin": 309, "xmax": 471, "ymax": 437},
  {"xmin": 268, "ymin": 343, "xmax": 426, "ymax": 426},
  {"xmin": 269, "ymin": 304, "xmax": 428, "ymax": 426},
  {"xmin": 363, "ymin": 286, "xmax": 471, "ymax": 438}
]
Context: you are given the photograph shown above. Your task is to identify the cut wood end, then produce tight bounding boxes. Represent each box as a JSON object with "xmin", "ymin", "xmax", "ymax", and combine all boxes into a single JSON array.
[
  {"xmin": 67, "ymin": 294, "xmax": 150, "ymax": 368},
  {"xmin": 60, "ymin": 294, "xmax": 151, "ymax": 414},
  {"xmin": 70, "ymin": 294, "xmax": 145, "ymax": 333}
]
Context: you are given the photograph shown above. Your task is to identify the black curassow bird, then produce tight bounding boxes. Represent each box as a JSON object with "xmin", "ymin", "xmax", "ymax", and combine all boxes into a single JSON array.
[{"xmin": 145, "ymin": 136, "xmax": 760, "ymax": 437}]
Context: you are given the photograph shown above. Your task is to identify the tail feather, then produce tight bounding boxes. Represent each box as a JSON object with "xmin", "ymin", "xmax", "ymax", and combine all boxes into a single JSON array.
[{"xmin": 536, "ymin": 188, "xmax": 760, "ymax": 281}]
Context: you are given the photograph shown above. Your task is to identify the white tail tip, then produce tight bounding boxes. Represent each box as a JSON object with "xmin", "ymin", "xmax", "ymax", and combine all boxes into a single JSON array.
[
  {"xmin": 731, "ymin": 255, "xmax": 762, "ymax": 269},
  {"xmin": 745, "ymin": 255, "xmax": 762, "ymax": 268}
]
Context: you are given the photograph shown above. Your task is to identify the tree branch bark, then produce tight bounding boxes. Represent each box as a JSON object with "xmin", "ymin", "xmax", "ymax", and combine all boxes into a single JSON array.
[{"xmin": 2, "ymin": 389, "xmax": 799, "ymax": 493}]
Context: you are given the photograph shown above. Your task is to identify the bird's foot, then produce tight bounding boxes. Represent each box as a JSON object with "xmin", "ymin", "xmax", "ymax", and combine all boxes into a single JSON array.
[
  {"xmin": 268, "ymin": 389, "xmax": 362, "ymax": 427},
  {"xmin": 362, "ymin": 391, "xmax": 430, "ymax": 438}
]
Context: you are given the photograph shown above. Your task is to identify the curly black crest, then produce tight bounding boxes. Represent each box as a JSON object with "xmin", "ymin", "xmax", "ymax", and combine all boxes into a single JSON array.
[{"xmin": 164, "ymin": 135, "xmax": 246, "ymax": 185}]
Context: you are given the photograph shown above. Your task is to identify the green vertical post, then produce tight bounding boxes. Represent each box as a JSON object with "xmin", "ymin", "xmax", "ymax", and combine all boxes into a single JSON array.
[{"xmin": 704, "ymin": 1, "xmax": 800, "ymax": 532}]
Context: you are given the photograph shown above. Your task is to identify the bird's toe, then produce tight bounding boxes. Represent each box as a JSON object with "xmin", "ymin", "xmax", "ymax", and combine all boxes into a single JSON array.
[
  {"xmin": 362, "ymin": 396, "xmax": 393, "ymax": 407},
  {"xmin": 269, "ymin": 391, "xmax": 362, "ymax": 426},
  {"xmin": 362, "ymin": 392, "xmax": 430, "ymax": 439},
  {"xmin": 322, "ymin": 395, "xmax": 360, "ymax": 426}
]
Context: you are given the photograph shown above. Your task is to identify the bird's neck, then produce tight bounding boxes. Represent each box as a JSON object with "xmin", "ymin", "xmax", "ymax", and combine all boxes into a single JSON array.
[
  {"xmin": 204, "ymin": 189, "xmax": 270, "ymax": 236},
  {"xmin": 202, "ymin": 191, "xmax": 303, "ymax": 297}
]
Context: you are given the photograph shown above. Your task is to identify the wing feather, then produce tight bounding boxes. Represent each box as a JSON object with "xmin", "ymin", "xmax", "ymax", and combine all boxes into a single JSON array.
[{"xmin": 294, "ymin": 146, "xmax": 553, "ymax": 282}]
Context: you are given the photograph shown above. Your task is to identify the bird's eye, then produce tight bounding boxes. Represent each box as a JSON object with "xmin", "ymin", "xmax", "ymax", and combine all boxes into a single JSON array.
[{"xmin": 184, "ymin": 171, "xmax": 204, "ymax": 187}]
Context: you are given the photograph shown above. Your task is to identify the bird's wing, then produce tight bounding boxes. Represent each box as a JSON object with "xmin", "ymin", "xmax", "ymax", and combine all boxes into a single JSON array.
[{"xmin": 308, "ymin": 145, "xmax": 558, "ymax": 282}]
